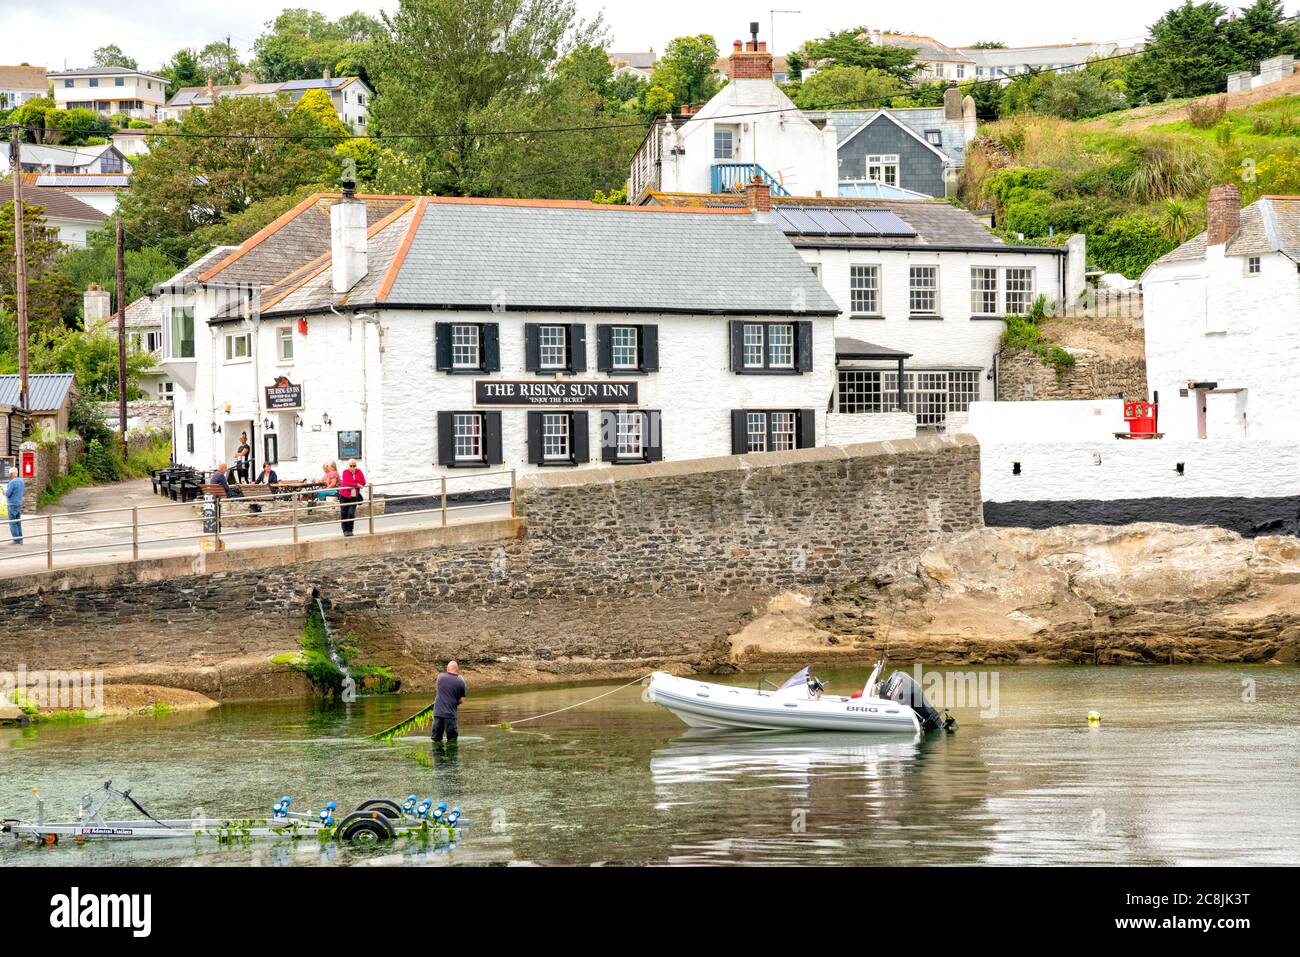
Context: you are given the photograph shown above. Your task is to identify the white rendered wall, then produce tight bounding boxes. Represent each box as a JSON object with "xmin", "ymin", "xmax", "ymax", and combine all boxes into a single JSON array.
[
  {"xmin": 658, "ymin": 79, "xmax": 839, "ymax": 197},
  {"xmin": 803, "ymin": 246, "xmax": 1063, "ymax": 402},
  {"xmin": 171, "ymin": 304, "xmax": 838, "ymax": 491},
  {"xmin": 1143, "ymin": 246, "xmax": 1300, "ymax": 441},
  {"xmin": 825, "ymin": 412, "xmax": 917, "ymax": 445}
]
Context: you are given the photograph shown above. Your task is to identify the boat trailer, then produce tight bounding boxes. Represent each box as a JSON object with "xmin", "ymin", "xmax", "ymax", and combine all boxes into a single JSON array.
[{"xmin": 1, "ymin": 782, "xmax": 463, "ymax": 847}]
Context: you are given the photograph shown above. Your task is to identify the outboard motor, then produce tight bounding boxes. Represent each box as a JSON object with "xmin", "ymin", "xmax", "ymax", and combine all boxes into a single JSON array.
[{"xmin": 879, "ymin": 672, "xmax": 945, "ymax": 732}]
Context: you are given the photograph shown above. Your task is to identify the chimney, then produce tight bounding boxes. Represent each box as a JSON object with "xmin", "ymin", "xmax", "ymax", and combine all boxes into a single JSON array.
[
  {"xmin": 83, "ymin": 284, "xmax": 112, "ymax": 326},
  {"xmin": 728, "ymin": 23, "xmax": 774, "ymax": 80},
  {"xmin": 330, "ymin": 185, "xmax": 368, "ymax": 294},
  {"xmin": 744, "ymin": 176, "xmax": 772, "ymax": 213},
  {"xmin": 943, "ymin": 82, "xmax": 962, "ymax": 120},
  {"xmin": 323, "ymin": 67, "xmax": 331, "ymax": 81},
  {"xmin": 1206, "ymin": 184, "xmax": 1241, "ymax": 247},
  {"xmin": 206, "ymin": 75, "xmax": 214, "ymax": 96}
]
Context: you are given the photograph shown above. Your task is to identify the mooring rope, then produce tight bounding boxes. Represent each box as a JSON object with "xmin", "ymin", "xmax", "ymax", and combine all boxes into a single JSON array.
[{"xmin": 497, "ymin": 673, "xmax": 655, "ymax": 728}]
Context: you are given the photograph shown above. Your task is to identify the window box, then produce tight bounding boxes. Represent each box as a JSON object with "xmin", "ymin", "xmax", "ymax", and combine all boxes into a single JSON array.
[
  {"xmin": 730, "ymin": 409, "xmax": 816, "ymax": 454},
  {"xmin": 435, "ymin": 322, "xmax": 500, "ymax": 373},
  {"xmin": 599, "ymin": 410, "xmax": 662, "ymax": 463},
  {"xmin": 596, "ymin": 324, "xmax": 658, "ymax": 373},
  {"xmin": 729, "ymin": 320, "xmax": 813, "ymax": 374},
  {"xmin": 524, "ymin": 323, "xmax": 586, "ymax": 374},
  {"xmin": 526, "ymin": 410, "xmax": 590, "ymax": 465},
  {"xmin": 436, "ymin": 411, "xmax": 503, "ymax": 467}
]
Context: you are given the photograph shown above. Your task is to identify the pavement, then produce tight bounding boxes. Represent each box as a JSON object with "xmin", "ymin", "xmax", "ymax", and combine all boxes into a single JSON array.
[{"xmin": 0, "ymin": 478, "xmax": 511, "ymax": 579}]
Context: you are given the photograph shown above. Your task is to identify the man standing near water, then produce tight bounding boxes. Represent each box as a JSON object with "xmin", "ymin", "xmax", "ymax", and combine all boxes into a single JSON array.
[{"xmin": 432, "ymin": 661, "xmax": 467, "ymax": 745}]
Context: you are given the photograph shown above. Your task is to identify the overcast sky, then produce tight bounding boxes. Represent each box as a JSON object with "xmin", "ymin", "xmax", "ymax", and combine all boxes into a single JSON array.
[{"xmin": 0, "ymin": 0, "xmax": 1270, "ymax": 72}]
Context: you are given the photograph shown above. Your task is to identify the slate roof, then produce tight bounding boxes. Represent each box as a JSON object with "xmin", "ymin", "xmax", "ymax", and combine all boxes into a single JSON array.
[
  {"xmin": 259, "ymin": 196, "xmax": 840, "ymax": 318},
  {"xmin": 1147, "ymin": 197, "xmax": 1300, "ymax": 271},
  {"xmin": 646, "ymin": 192, "xmax": 1046, "ymax": 252},
  {"xmin": 866, "ymin": 33, "xmax": 974, "ymax": 64},
  {"xmin": 164, "ymin": 76, "xmax": 366, "ymax": 109},
  {"xmin": 153, "ymin": 245, "xmax": 241, "ymax": 295},
  {"xmin": 836, "ymin": 337, "xmax": 911, "ymax": 359},
  {"xmin": 0, "ymin": 374, "xmax": 77, "ymax": 412},
  {"xmin": 4, "ymin": 181, "xmax": 106, "ymax": 223},
  {"xmin": 47, "ymin": 66, "xmax": 168, "ymax": 82},
  {"xmin": 13, "ymin": 142, "xmax": 124, "ymax": 170},
  {"xmin": 195, "ymin": 195, "xmax": 412, "ymax": 288}
]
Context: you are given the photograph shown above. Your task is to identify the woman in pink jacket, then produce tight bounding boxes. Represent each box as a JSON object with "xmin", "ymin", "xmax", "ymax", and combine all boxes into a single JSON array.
[{"xmin": 338, "ymin": 459, "xmax": 367, "ymax": 537}]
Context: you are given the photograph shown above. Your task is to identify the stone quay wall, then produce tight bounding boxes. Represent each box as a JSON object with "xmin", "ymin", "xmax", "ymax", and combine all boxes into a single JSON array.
[
  {"xmin": 0, "ymin": 435, "xmax": 982, "ymax": 694},
  {"xmin": 997, "ymin": 349, "xmax": 1148, "ymax": 402}
]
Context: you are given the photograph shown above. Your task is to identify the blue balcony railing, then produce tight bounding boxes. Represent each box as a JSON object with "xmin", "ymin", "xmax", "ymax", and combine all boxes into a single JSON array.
[{"xmin": 710, "ymin": 162, "xmax": 790, "ymax": 196}]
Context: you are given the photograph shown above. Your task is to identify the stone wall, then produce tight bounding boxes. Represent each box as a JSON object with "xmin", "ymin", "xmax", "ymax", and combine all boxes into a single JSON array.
[
  {"xmin": 98, "ymin": 400, "xmax": 174, "ymax": 434},
  {"xmin": 997, "ymin": 349, "xmax": 1148, "ymax": 402},
  {"xmin": 0, "ymin": 435, "xmax": 982, "ymax": 694}
]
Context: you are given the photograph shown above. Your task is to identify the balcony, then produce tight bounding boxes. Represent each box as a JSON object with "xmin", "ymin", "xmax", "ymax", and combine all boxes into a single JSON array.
[{"xmin": 710, "ymin": 162, "xmax": 790, "ymax": 196}]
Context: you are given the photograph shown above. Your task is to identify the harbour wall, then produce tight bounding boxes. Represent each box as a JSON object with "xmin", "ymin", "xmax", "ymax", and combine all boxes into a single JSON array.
[{"xmin": 0, "ymin": 435, "xmax": 982, "ymax": 695}]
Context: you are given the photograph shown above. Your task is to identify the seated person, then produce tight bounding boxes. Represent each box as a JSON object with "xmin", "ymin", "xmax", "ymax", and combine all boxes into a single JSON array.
[
  {"xmin": 210, "ymin": 463, "xmax": 242, "ymax": 499},
  {"xmin": 311, "ymin": 463, "xmax": 340, "ymax": 505}
]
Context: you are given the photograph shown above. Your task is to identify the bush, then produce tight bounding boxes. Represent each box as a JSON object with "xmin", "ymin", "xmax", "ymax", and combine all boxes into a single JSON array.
[
  {"xmin": 83, "ymin": 438, "xmax": 121, "ymax": 483},
  {"xmin": 1090, "ymin": 214, "xmax": 1179, "ymax": 278},
  {"xmin": 1186, "ymin": 96, "xmax": 1228, "ymax": 129}
]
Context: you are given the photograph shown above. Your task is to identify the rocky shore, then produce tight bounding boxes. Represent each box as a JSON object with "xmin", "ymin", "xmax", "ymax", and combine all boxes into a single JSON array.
[{"xmin": 6, "ymin": 523, "xmax": 1297, "ymax": 708}]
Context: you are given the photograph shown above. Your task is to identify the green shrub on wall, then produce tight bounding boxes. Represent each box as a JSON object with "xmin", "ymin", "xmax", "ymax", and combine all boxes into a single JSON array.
[{"xmin": 1089, "ymin": 214, "xmax": 1179, "ymax": 278}]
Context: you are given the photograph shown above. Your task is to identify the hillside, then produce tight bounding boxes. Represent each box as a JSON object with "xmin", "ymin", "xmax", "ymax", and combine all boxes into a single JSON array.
[{"xmin": 961, "ymin": 85, "xmax": 1300, "ymax": 280}]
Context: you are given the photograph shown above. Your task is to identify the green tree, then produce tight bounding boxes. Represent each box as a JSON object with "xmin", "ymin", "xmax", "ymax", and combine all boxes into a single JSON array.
[
  {"xmin": 10, "ymin": 97, "xmax": 54, "ymax": 143},
  {"xmin": 652, "ymin": 35, "xmax": 722, "ymax": 106},
  {"xmin": 799, "ymin": 28, "xmax": 918, "ymax": 83},
  {"xmin": 92, "ymin": 44, "xmax": 138, "ymax": 70},
  {"xmin": 1126, "ymin": 2, "xmax": 1231, "ymax": 102},
  {"xmin": 790, "ymin": 65, "xmax": 906, "ymax": 109},
  {"xmin": 160, "ymin": 48, "xmax": 205, "ymax": 92},
  {"xmin": 58, "ymin": 230, "xmax": 176, "ymax": 316},
  {"xmin": 252, "ymin": 7, "xmax": 382, "ymax": 82},
  {"xmin": 30, "ymin": 329, "xmax": 155, "ymax": 400},
  {"xmin": 0, "ymin": 201, "xmax": 78, "ymax": 336},
  {"xmin": 294, "ymin": 87, "xmax": 350, "ymax": 140},
  {"xmin": 42, "ymin": 107, "xmax": 113, "ymax": 146},
  {"xmin": 1001, "ymin": 69, "xmax": 1127, "ymax": 120},
  {"xmin": 369, "ymin": 0, "xmax": 607, "ymax": 196},
  {"xmin": 969, "ymin": 41, "xmax": 1007, "ymax": 49},
  {"xmin": 198, "ymin": 40, "xmax": 245, "ymax": 86},
  {"xmin": 113, "ymin": 95, "xmax": 339, "ymax": 260}
]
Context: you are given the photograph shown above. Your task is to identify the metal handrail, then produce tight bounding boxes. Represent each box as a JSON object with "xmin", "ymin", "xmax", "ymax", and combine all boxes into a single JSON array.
[{"xmin": 0, "ymin": 469, "xmax": 518, "ymax": 572}]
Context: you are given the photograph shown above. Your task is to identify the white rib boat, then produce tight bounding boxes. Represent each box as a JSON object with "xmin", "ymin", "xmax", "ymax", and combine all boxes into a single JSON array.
[{"xmin": 646, "ymin": 665, "xmax": 950, "ymax": 735}]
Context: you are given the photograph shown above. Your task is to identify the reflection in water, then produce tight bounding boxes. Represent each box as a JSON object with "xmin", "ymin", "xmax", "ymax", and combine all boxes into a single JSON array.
[{"xmin": 1, "ymin": 666, "xmax": 1296, "ymax": 866}]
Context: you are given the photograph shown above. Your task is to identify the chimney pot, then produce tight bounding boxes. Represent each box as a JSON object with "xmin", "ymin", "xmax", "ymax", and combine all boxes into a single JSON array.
[{"xmin": 1206, "ymin": 184, "xmax": 1241, "ymax": 247}]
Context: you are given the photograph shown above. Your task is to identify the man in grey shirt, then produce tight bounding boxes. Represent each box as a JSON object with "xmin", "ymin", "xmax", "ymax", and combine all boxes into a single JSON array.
[{"xmin": 432, "ymin": 660, "xmax": 467, "ymax": 744}]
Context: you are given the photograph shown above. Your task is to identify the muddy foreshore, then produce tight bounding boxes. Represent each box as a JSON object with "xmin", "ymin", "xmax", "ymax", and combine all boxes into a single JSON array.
[{"xmin": 7, "ymin": 523, "xmax": 1298, "ymax": 707}]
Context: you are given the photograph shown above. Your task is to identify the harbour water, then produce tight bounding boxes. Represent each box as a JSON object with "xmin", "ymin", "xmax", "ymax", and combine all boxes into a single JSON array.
[{"xmin": 2, "ymin": 665, "xmax": 1296, "ymax": 866}]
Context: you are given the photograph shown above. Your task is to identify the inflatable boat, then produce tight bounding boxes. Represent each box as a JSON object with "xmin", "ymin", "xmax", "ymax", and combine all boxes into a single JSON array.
[{"xmin": 646, "ymin": 664, "xmax": 951, "ymax": 734}]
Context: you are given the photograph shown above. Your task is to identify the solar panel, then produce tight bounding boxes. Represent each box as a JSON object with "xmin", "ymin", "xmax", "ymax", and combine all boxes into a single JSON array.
[
  {"xmin": 858, "ymin": 209, "xmax": 917, "ymax": 237},
  {"xmin": 827, "ymin": 209, "xmax": 878, "ymax": 235},
  {"xmin": 806, "ymin": 209, "xmax": 853, "ymax": 235},
  {"xmin": 774, "ymin": 208, "xmax": 821, "ymax": 234}
]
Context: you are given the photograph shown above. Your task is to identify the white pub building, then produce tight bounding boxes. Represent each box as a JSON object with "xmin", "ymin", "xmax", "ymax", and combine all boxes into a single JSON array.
[{"xmin": 160, "ymin": 188, "xmax": 851, "ymax": 490}]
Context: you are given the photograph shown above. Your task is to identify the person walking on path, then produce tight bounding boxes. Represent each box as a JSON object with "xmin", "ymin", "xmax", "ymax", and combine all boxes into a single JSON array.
[
  {"xmin": 338, "ymin": 459, "xmax": 366, "ymax": 537},
  {"xmin": 431, "ymin": 661, "xmax": 467, "ymax": 745},
  {"xmin": 3, "ymin": 467, "xmax": 24, "ymax": 545}
]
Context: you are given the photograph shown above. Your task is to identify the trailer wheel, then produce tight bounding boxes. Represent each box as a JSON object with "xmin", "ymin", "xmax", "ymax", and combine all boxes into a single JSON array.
[
  {"xmin": 336, "ymin": 811, "xmax": 396, "ymax": 844},
  {"xmin": 353, "ymin": 799, "xmax": 402, "ymax": 819}
]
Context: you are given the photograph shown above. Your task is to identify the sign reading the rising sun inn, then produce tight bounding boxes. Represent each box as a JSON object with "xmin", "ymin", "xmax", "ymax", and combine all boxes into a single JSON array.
[{"xmin": 474, "ymin": 380, "xmax": 639, "ymax": 407}]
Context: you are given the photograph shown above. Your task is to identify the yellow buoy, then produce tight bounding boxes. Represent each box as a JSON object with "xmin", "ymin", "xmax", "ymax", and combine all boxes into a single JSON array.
[{"xmin": 1087, "ymin": 710, "xmax": 1102, "ymax": 723}]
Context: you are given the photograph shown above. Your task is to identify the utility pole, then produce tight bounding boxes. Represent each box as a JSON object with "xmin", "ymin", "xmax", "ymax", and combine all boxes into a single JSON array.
[
  {"xmin": 9, "ymin": 124, "xmax": 30, "ymax": 415},
  {"xmin": 115, "ymin": 218, "xmax": 128, "ymax": 440}
]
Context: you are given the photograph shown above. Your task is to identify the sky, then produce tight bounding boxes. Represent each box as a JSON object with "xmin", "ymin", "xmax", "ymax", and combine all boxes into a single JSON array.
[{"xmin": 0, "ymin": 0, "xmax": 1267, "ymax": 72}]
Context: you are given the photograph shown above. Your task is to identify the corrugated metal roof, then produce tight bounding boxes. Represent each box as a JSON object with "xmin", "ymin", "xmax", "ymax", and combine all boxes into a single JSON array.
[{"xmin": 0, "ymin": 374, "xmax": 77, "ymax": 412}]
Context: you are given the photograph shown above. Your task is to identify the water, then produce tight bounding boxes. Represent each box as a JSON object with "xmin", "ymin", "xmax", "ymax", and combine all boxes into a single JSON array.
[{"xmin": 2, "ymin": 666, "xmax": 1296, "ymax": 866}]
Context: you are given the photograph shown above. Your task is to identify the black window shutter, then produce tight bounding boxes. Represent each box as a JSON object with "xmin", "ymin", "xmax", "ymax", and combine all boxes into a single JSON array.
[
  {"xmin": 595, "ymin": 325, "xmax": 613, "ymax": 372},
  {"xmin": 524, "ymin": 323, "xmax": 541, "ymax": 372},
  {"xmin": 186, "ymin": 423, "xmax": 194, "ymax": 453},
  {"xmin": 798, "ymin": 409, "xmax": 816, "ymax": 449},
  {"xmin": 570, "ymin": 411, "xmax": 590, "ymax": 463},
  {"xmin": 729, "ymin": 320, "xmax": 745, "ymax": 373},
  {"xmin": 482, "ymin": 323, "xmax": 500, "ymax": 372},
  {"xmin": 525, "ymin": 411, "xmax": 544, "ymax": 464},
  {"xmin": 436, "ymin": 412, "xmax": 455, "ymax": 466},
  {"xmin": 644, "ymin": 411, "xmax": 663, "ymax": 462},
  {"xmin": 434, "ymin": 322, "xmax": 452, "ymax": 371},
  {"xmin": 484, "ymin": 412, "xmax": 503, "ymax": 465},
  {"xmin": 730, "ymin": 410, "xmax": 749, "ymax": 455},
  {"xmin": 796, "ymin": 321, "xmax": 813, "ymax": 372},
  {"xmin": 600, "ymin": 410, "xmax": 618, "ymax": 462},
  {"xmin": 639, "ymin": 324, "xmax": 658, "ymax": 372},
  {"xmin": 569, "ymin": 323, "xmax": 587, "ymax": 372}
]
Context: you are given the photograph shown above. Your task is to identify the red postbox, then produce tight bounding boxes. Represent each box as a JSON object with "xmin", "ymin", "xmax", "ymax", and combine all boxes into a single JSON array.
[
  {"xmin": 20, "ymin": 449, "xmax": 35, "ymax": 479},
  {"xmin": 1124, "ymin": 400, "xmax": 1158, "ymax": 436}
]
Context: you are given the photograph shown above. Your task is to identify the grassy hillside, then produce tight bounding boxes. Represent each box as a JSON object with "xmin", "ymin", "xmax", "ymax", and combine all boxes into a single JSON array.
[{"xmin": 960, "ymin": 90, "xmax": 1300, "ymax": 280}]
